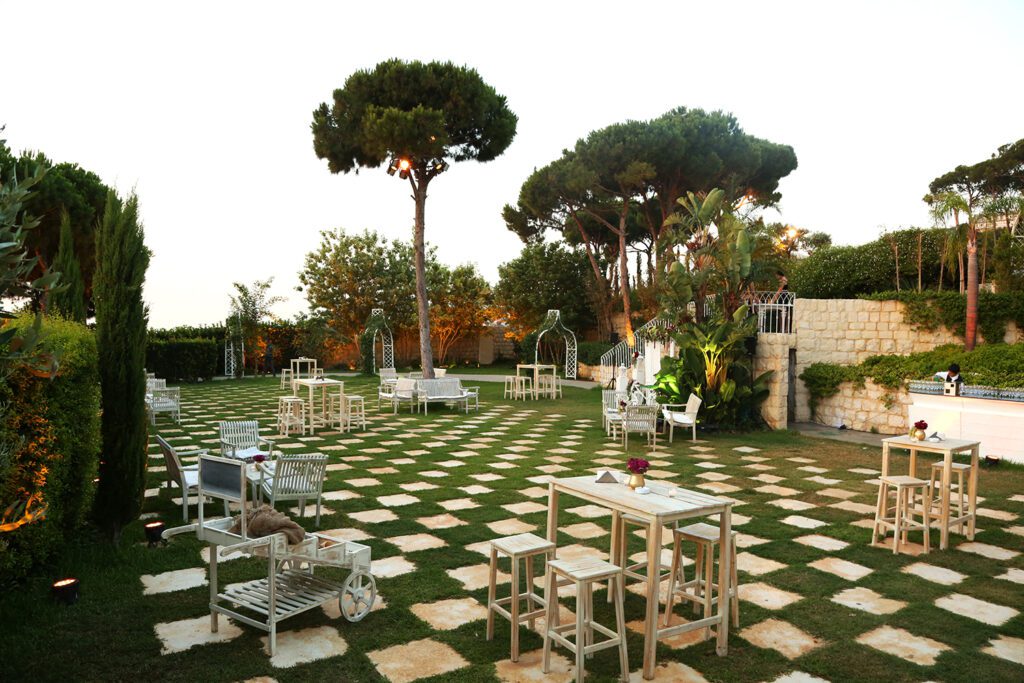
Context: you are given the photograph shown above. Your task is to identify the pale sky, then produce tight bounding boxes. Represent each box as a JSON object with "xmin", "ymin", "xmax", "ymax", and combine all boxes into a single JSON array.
[{"xmin": 3, "ymin": 0, "xmax": 1022, "ymax": 328}]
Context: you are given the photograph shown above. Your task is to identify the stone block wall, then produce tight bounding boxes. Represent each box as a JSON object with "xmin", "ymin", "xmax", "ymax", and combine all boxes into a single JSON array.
[
  {"xmin": 810, "ymin": 380, "xmax": 911, "ymax": 434},
  {"xmin": 754, "ymin": 333, "xmax": 796, "ymax": 429}
]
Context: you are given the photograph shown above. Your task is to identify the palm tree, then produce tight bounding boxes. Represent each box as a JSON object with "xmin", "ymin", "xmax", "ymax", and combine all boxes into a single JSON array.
[{"xmin": 930, "ymin": 192, "xmax": 979, "ymax": 349}]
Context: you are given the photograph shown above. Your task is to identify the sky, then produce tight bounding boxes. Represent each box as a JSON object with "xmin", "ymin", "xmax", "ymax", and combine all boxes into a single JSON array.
[{"xmin": 3, "ymin": 0, "xmax": 1022, "ymax": 328}]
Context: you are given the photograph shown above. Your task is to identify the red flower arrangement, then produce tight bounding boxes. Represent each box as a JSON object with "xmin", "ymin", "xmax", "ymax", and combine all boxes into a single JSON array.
[
  {"xmin": 627, "ymin": 458, "xmax": 650, "ymax": 474},
  {"xmin": 252, "ymin": 454, "xmax": 267, "ymax": 464},
  {"xmin": 913, "ymin": 420, "xmax": 928, "ymax": 430}
]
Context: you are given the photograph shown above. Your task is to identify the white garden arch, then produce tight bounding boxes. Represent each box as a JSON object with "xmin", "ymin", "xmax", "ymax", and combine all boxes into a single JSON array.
[
  {"xmin": 534, "ymin": 309, "xmax": 577, "ymax": 379},
  {"xmin": 364, "ymin": 308, "xmax": 394, "ymax": 373}
]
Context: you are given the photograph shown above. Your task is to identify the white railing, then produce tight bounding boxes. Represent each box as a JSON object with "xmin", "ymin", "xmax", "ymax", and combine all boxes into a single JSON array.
[{"xmin": 599, "ymin": 291, "xmax": 795, "ymax": 374}]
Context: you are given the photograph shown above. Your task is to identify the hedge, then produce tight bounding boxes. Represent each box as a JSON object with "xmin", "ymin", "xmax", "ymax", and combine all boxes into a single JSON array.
[
  {"xmin": 799, "ymin": 342, "xmax": 1024, "ymax": 415},
  {"xmin": 0, "ymin": 315, "xmax": 101, "ymax": 582},
  {"xmin": 145, "ymin": 338, "xmax": 218, "ymax": 381},
  {"xmin": 577, "ymin": 341, "xmax": 613, "ymax": 366}
]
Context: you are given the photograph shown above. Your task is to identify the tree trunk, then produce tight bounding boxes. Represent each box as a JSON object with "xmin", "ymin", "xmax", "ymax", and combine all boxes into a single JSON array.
[
  {"xmin": 965, "ymin": 233, "xmax": 979, "ymax": 350},
  {"xmin": 958, "ymin": 252, "xmax": 965, "ymax": 294},
  {"xmin": 574, "ymin": 216, "xmax": 614, "ymax": 340},
  {"xmin": 618, "ymin": 218, "xmax": 634, "ymax": 344},
  {"xmin": 411, "ymin": 178, "xmax": 435, "ymax": 378}
]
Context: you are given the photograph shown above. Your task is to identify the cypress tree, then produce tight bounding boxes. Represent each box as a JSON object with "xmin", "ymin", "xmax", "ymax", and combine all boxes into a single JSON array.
[
  {"xmin": 93, "ymin": 191, "xmax": 150, "ymax": 542},
  {"xmin": 50, "ymin": 209, "xmax": 87, "ymax": 322}
]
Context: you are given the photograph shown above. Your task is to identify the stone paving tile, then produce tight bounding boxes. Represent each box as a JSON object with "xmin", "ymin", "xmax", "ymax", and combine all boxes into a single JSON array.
[
  {"xmin": 780, "ymin": 515, "xmax": 828, "ymax": 529},
  {"xmin": 519, "ymin": 486, "xmax": 549, "ymax": 499},
  {"xmin": 288, "ymin": 503, "xmax": 335, "ymax": 518},
  {"xmin": 957, "ymin": 542, "xmax": 1020, "ymax": 561},
  {"xmin": 627, "ymin": 614, "xmax": 704, "ymax": 649},
  {"xmin": 410, "ymin": 597, "xmax": 486, "ymax": 630},
  {"xmin": 346, "ymin": 477, "xmax": 382, "ymax": 488},
  {"xmin": 751, "ymin": 473, "xmax": 786, "ymax": 484},
  {"xmin": 900, "ymin": 562, "xmax": 966, "ymax": 585},
  {"xmin": 377, "ymin": 494, "xmax": 420, "ymax": 507},
  {"xmin": 494, "ymin": 648, "xmax": 574, "ymax": 682},
  {"xmin": 739, "ymin": 582, "xmax": 803, "ymax": 610},
  {"xmin": 831, "ymin": 587, "xmax": 905, "ymax": 615},
  {"xmin": 739, "ymin": 618, "xmax": 824, "ymax": 660},
  {"xmin": 628, "ymin": 661, "xmax": 709, "ymax": 682},
  {"xmin": 982, "ymin": 634, "xmax": 1024, "ymax": 666},
  {"xmin": 995, "ymin": 567, "xmax": 1024, "ymax": 585},
  {"xmin": 349, "ymin": 509, "xmax": 398, "ymax": 524},
  {"xmin": 448, "ymin": 563, "xmax": 509, "ymax": 590},
  {"xmin": 733, "ymin": 446, "xmax": 762, "ymax": 453},
  {"xmin": 809, "ymin": 557, "xmax": 873, "ymax": 581},
  {"xmin": 768, "ymin": 673, "xmax": 830, "ymax": 683},
  {"xmin": 260, "ymin": 625, "xmax": 347, "ymax": 667},
  {"xmin": 816, "ymin": 488, "xmax": 858, "ymax": 499},
  {"xmin": 566, "ymin": 504, "xmax": 610, "ymax": 519},
  {"xmin": 319, "ymin": 527, "xmax": 373, "ymax": 542},
  {"xmin": 828, "ymin": 500, "xmax": 877, "ymax": 515},
  {"xmin": 439, "ymin": 498, "xmax": 479, "ymax": 511},
  {"xmin": 855, "ymin": 625, "xmax": 950, "ymax": 666},
  {"xmin": 154, "ymin": 614, "xmax": 243, "ymax": 654},
  {"xmin": 976, "ymin": 507, "xmax": 1017, "ymax": 521},
  {"xmin": 698, "ymin": 482, "xmax": 743, "ymax": 494},
  {"xmin": 141, "ymin": 567, "xmax": 207, "ymax": 595},
  {"xmin": 735, "ymin": 533, "xmax": 770, "ymax": 548},
  {"xmin": 487, "ymin": 518, "xmax": 536, "ymax": 535},
  {"xmin": 502, "ymin": 501, "xmax": 548, "ymax": 515},
  {"xmin": 371, "ymin": 556, "xmax": 417, "ymax": 578},
  {"xmin": 934, "ymin": 593, "xmax": 1019, "ymax": 626},
  {"xmin": 696, "ymin": 471, "xmax": 732, "ymax": 481},
  {"xmin": 367, "ymin": 638, "xmax": 469, "ymax": 683},
  {"xmin": 793, "ymin": 534, "xmax": 849, "ymax": 552},
  {"xmin": 322, "ymin": 489, "xmax": 361, "ymax": 502},
  {"xmin": 560, "ymin": 522, "xmax": 608, "ymax": 539},
  {"xmin": 416, "ymin": 513, "xmax": 467, "ymax": 530},
  {"xmin": 768, "ymin": 498, "xmax": 818, "ymax": 511},
  {"xmin": 736, "ymin": 552, "xmax": 787, "ymax": 576}
]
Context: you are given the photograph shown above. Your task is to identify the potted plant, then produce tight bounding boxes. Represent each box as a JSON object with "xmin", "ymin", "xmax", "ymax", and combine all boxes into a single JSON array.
[
  {"xmin": 911, "ymin": 420, "xmax": 928, "ymax": 441},
  {"xmin": 627, "ymin": 458, "xmax": 650, "ymax": 490}
]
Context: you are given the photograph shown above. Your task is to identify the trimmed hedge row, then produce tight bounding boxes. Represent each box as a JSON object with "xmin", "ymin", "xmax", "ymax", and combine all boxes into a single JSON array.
[
  {"xmin": 145, "ymin": 338, "xmax": 218, "ymax": 381},
  {"xmin": 0, "ymin": 315, "xmax": 101, "ymax": 582}
]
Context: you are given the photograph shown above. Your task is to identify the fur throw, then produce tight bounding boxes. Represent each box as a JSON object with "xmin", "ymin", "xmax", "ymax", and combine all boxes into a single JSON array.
[{"xmin": 229, "ymin": 505, "xmax": 306, "ymax": 545}]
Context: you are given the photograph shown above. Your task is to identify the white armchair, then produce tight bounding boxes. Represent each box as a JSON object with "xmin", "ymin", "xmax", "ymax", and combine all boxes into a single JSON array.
[
  {"xmin": 662, "ymin": 393, "xmax": 702, "ymax": 443},
  {"xmin": 391, "ymin": 378, "xmax": 419, "ymax": 414},
  {"xmin": 219, "ymin": 420, "xmax": 276, "ymax": 460},
  {"xmin": 148, "ymin": 387, "xmax": 181, "ymax": 424},
  {"xmin": 622, "ymin": 404, "xmax": 659, "ymax": 450},
  {"xmin": 256, "ymin": 454, "xmax": 329, "ymax": 526},
  {"xmin": 156, "ymin": 435, "xmax": 219, "ymax": 521}
]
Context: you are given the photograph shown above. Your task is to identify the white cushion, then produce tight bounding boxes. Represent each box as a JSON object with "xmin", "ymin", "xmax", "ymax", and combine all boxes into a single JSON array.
[
  {"xmin": 233, "ymin": 446, "xmax": 262, "ymax": 459},
  {"xmin": 183, "ymin": 471, "xmax": 199, "ymax": 488},
  {"xmin": 664, "ymin": 410, "xmax": 694, "ymax": 425}
]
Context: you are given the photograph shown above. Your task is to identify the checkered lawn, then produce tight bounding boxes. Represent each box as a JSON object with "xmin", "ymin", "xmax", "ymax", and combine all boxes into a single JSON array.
[{"xmin": 1, "ymin": 375, "xmax": 1023, "ymax": 682}]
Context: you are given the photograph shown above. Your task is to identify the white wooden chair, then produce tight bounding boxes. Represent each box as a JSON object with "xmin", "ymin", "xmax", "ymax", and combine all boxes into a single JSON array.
[
  {"xmin": 662, "ymin": 393, "xmax": 702, "ymax": 442},
  {"xmin": 391, "ymin": 378, "xmax": 419, "ymax": 413},
  {"xmin": 379, "ymin": 367, "xmax": 398, "ymax": 384},
  {"xmin": 256, "ymin": 454, "xmax": 329, "ymax": 526},
  {"xmin": 146, "ymin": 377, "xmax": 167, "ymax": 393},
  {"xmin": 148, "ymin": 387, "xmax": 181, "ymax": 424},
  {"xmin": 156, "ymin": 435, "xmax": 222, "ymax": 521},
  {"xmin": 622, "ymin": 404, "xmax": 659, "ymax": 450},
  {"xmin": 602, "ymin": 390, "xmax": 626, "ymax": 437},
  {"xmin": 219, "ymin": 420, "xmax": 277, "ymax": 460}
]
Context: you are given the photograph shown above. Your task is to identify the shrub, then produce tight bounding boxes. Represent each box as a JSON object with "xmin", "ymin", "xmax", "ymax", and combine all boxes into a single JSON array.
[
  {"xmin": 146, "ymin": 338, "xmax": 218, "ymax": 381},
  {"xmin": 577, "ymin": 341, "xmax": 613, "ymax": 366},
  {"xmin": 859, "ymin": 290, "xmax": 1024, "ymax": 344},
  {"xmin": 0, "ymin": 315, "xmax": 100, "ymax": 582}
]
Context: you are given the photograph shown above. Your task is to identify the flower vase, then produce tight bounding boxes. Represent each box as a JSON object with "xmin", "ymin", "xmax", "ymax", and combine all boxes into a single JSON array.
[
  {"xmin": 627, "ymin": 473, "xmax": 645, "ymax": 490},
  {"xmin": 913, "ymin": 428, "xmax": 926, "ymax": 441}
]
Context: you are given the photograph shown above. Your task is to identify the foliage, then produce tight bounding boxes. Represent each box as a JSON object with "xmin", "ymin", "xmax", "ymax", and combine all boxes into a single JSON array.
[
  {"xmin": 576, "ymin": 341, "xmax": 614, "ymax": 366},
  {"xmin": 313, "ymin": 59, "xmax": 517, "ymax": 376},
  {"xmin": 429, "ymin": 264, "xmax": 490, "ymax": 365},
  {"xmin": 49, "ymin": 210, "xmax": 87, "ymax": 322},
  {"xmin": 359, "ymin": 310, "xmax": 392, "ymax": 376},
  {"xmin": 992, "ymin": 227, "xmax": 1024, "ymax": 292},
  {"xmin": 0, "ymin": 314, "xmax": 100, "ymax": 582},
  {"xmin": 789, "ymin": 228, "xmax": 956, "ymax": 298},
  {"xmin": 494, "ymin": 242, "xmax": 596, "ymax": 340},
  {"xmin": 145, "ymin": 338, "xmax": 218, "ymax": 382},
  {"xmin": 229, "ymin": 277, "xmax": 284, "ymax": 374},
  {"xmin": 0, "ymin": 140, "xmax": 109, "ymax": 310},
  {"xmin": 93, "ymin": 191, "xmax": 150, "ymax": 542},
  {"xmin": 651, "ymin": 309, "xmax": 771, "ymax": 429},
  {"xmin": 859, "ymin": 290, "xmax": 1024, "ymax": 344},
  {"xmin": 799, "ymin": 343, "xmax": 1024, "ymax": 415}
]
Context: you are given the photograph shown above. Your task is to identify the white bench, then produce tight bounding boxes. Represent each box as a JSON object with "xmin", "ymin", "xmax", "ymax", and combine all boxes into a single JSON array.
[{"xmin": 415, "ymin": 378, "xmax": 479, "ymax": 414}]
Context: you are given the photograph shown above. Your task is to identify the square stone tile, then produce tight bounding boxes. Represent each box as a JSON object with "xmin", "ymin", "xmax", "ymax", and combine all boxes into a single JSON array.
[
  {"xmin": 934, "ymin": 593, "xmax": 1019, "ymax": 626},
  {"xmin": 831, "ymin": 587, "xmax": 905, "ymax": 615},
  {"xmin": 733, "ymin": 446, "xmax": 762, "ymax": 453},
  {"xmin": 416, "ymin": 513, "xmax": 467, "ymax": 530},
  {"xmin": 371, "ymin": 555, "xmax": 417, "ymax": 578},
  {"xmin": 768, "ymin": 673, "xmax": 829, "ymax": 683},
  {"xmin": 809, "ymin": 557, "xmax": 873, "ymax": 581},
  {"xmin": 735, "ymin": 533, "xmax": 770, "ymax": 548},
  {"xmin": 739, "ymin": 618, "xmax": 824, "ymax": 660},
  {"xmin": 261, "ymin": 625, "xmax": 347, "ymax": 667},
  {"xmin": 739, "ymin": 582, "xmax": 803, "ymax": 610},
  {"xmin": 460, "ymin": 484, "xmax": 493, "ymax": 495},
  {"xmin": 447, "ymin": 563, "xmax": 509, "ymax": 590},
  {"xmin": 519, "ymin": 486, "xmax": 549, "ymax": 499},
  {"xmin": 817, "ymin": 488, "xmax": 858, "ymax": 500},
  {"xmin": 386, "ymin": 533, "xmax": 446, "ymax": 553},
  {"xmin": 982, "ymin": 634, "xmax": 1024, "ymax": 666},
  {"xmin": 399, "ymin": 482, "xmax": 439, "ymax": 492},
  {"xmin": 367, "ymin": 638, "xmax": 469, "ymax": 683},
  {"xmin": 349, "ymin": 509, "xmax": 398, "ymax": 524},
  {"xmin": 470, "ymin": 473, "xmax": 505, "ymax": 482},
  {"xmin": 487, "ymin": 518, "xmax": 536, "ymax": 535},
  {"xmin": 323, "ymin": 489, "xmax": 361, "ymax": 502},
  {"xmin": 793, "ymin": 535, "xmax": 849, "ymax": 552},
  {"xmin": 439, "ymin": 498, "xmax": 479, "ymax": 511},
  {"xmin": 900, "ymin": 562, "xmax": 966, "ymax": 586},
  {"xmin": 566, "ymin": 504, "xmax": 610, "ymax": 519},
  {"xmin": 410, "ymin": 597, "xmax": 487, "ymax": 631},
  {"xmin": 751, "ymin": 473, "xmax": 785, "ymax": 484},
  {"xmin": 829, "ymin": 500, "xmax": 877, "ymax": 515},
  {"xmin": 768, "ymin": 498, "xmax": 817, "ymax": 511},
  {"xmin": 956, "ymin": 542, "xmax": 1020, "ymax": 561},
  {"xmin": 560, "ymin": 522, "xmax": 608, "ymax": 539},
  {"xmin": 995, "ymin": 567, "xmax": 1024, "ymax": 585},
  {"xmin": 628, "ymin": 661, "xmax": 709, "ymax": 682},
  {"xmin": 502, "ymin": 501, "xmax": 548, "ymax": 515},
  {"xmin": 856, "ymin": 625, "xmax": 950, "ymax": 666},
  {"xmin": 346, "ymin": 477, "xmax": 382, "ymax": 488},
  {"xmin": 154, "ymin": 615, "xmax": 243, "ymax": 654},
  {"xmin": 289, "ymin": 503, "xmax": 336, "ymax": 518},
  {"xmin": 319, "ymin": 527, "xmax": 373, "ymax": 542},
  {"xmin": 780, "ymin": 515, "xmax": 828, "ymax": 529},
  {"xmin": 736, "ymin": 552, "xmax": 787, "ymax": 576},
  {"xmin": 495, "ymin": 647, "xmax": 574, "ymax": 682},
  {"xmin": 378, "ymin": 494, "xmax": 420, "ymax": 507},
  {"xmin": 141, "ymin": 567, "xmax": 207, "ymax": 596},
  {"xmin": 698, "ymin": 482, "xmax": 742, "ymax": 494}
]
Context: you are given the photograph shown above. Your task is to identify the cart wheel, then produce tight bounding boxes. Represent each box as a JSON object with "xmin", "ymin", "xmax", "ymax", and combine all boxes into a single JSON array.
[{"xmin": 340, "ymin": 571, "xmax": 376, "ymax": 622}]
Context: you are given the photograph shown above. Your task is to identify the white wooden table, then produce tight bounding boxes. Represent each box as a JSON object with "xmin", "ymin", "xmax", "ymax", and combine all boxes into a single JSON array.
[
  {"xmin": 546, "ymin": 475, "xmax": 733, "ymax": 680},
  {"xmin": 294, "ymin": 378, "xmax": 344, "ymax": 433},
  {"xmin": 517, "ymin": 363, "xmax": 557, "ymax": 399},
  {"xmin": 880, "ymin": 435, "xmax": 980, "ymax": 550}
]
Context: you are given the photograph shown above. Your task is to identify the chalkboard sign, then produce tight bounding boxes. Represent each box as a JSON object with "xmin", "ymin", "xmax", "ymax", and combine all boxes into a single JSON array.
[{"xmin": 199, "ymin": 455, "xmax": 245, "ymax": 502}]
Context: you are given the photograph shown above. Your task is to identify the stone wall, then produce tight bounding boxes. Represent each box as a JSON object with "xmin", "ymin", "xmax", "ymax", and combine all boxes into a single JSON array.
[
  {"xmin": 811, "ymin": 380, "xmax": 910, "ymax": 434},
  {"xmin": 754, "ymin": 333, "xmax": 796, "ymax": 429}
]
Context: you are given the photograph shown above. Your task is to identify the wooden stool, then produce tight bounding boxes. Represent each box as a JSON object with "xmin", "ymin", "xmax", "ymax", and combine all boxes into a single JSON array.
[
  {"xmin": 607, "ymin": 512, "xmax": 673, "ymax": 603},
  {"xmin": 347, "ymin": 395, "xmax": 366, "ymax": 431},
  {"xmin": 928, "ymin": 461, "xmax": 974, "ymax": 534},
  {"xmin": 542, "ymin": 557, "xmax": 629, "ymax": 683},
  {"xmin": 503, "ymin": 376, "xmax": 516, "ymax": 399},
  {"xmin": 514, "ymin": 376, "xmax": 533, "ymax": 400},
  {"xmin": 279, "ymin": 368, "xmax": 293, "ymax": 389},
  {"xmin": 276, "ymin": 396, "xmax": 306, "ymax": 436},
  {"xmin": 487, "ymin": 532, "xmax": 555, "ymax": 662},
  {"xmin": 871, "ymin": 475, "xmax": 931, "ymax": 554},
  {"xmin": 663, "ymin": 522, "xmax": 738, "ymax": 633}
]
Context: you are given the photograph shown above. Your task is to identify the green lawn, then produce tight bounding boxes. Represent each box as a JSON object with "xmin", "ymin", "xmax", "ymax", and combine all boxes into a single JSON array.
[{"xmin": 1, "ymin": 376, "xmax": 1022, "ymax": 682}]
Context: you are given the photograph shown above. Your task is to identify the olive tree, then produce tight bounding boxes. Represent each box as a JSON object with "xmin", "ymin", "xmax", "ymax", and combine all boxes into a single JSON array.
[{"xmin": 312, "ymin": 59, "xmax": 517, "ymax": 377}]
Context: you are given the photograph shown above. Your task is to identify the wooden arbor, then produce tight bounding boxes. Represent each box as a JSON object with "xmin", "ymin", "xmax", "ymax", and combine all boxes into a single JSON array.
[{"xmin": 534, "ymin": 309, "xmax": 577, "ymax": 379}]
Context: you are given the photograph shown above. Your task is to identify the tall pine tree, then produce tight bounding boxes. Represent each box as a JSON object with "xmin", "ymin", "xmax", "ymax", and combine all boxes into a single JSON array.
[
  {"xmin": 50, "ymin": 209, "xmax": 87, "ymax": 322},
  {"xmin": 93, "ymin": 191, "xmax": 150, "ymax": 542}
]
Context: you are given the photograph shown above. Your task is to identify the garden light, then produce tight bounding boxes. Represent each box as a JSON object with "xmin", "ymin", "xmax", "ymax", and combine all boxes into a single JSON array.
[
  {"xmin": 144, "ymin": 520, "xmax": 167, "ymax": 547},
  {"xmin": 52, "ymin": 577, "xmax": 80, "ymax": 605}
]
